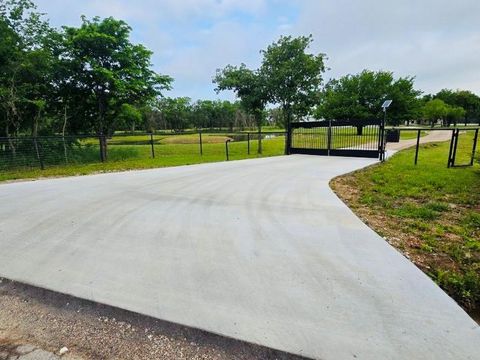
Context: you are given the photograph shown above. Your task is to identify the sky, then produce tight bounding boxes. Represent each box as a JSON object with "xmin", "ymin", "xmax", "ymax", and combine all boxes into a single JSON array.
[{"xmin": 35, "ymin": 0, "xmax": 480, "ymax": 101}]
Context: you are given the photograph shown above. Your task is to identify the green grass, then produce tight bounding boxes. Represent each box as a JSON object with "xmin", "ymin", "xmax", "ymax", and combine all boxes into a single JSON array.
[
  {"xmin": 331, "ymin": 131, "xmax": 480, "ymax": 313},
  {"xmin": 0, "ymin": 136, "xmax": 286, "ymax": 182},
  {"xmin": 399, "ymin": 130, "xmax": 427, "ymax": 140}
]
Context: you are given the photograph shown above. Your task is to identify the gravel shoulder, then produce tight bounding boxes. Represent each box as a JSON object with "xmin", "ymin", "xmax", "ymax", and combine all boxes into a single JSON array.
[{"xmin": 0, "ymin": 278, "xmax": 304, "ymax": 360}]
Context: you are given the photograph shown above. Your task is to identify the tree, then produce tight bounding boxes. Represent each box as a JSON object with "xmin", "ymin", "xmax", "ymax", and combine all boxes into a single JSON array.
[
  {"xmin": 61, "ymin": 16, "xmax": 172, "ymax": 157},
  {"xmin": 214, "ymin": 64, "xmax": 267, "ymax": 153},
  {"xmin": 446, "ymin": 106, "xmax": 466, "ymax": 127},
  {"xmin": 260, "ymin": 35, "xmax": 326, "ymax": 152},
  {"xmin": 317, "ymin": 70, "xmax": 421, "ymax": 133},
  {"xmin": 117, "ymin": 103, "xmax": 142, "ymax": 133},
  {"xmin": 0, "ymin": 0, "xmax": 55, "ymax": 161},
  {"xmin": 435, "ymin": 89, "xmax": 480, "ymax": 125},
  {"xmin": 423, "ymin": 99, "xmax": 448, "ymax": 127},
  {"xmin": 157, "ymin": 97, "xmax": 192, "ymax": 132}
]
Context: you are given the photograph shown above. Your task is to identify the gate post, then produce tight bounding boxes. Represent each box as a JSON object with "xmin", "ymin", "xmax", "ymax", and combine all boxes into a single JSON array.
[
  {"xmin": 470, "ymin": 128, "xmax": 479, "ymax": 166},
  {"xmin": 377, "ymin": 119, "xmax": 386, "ymax": 161},
  {"xmin": 327, "ymin": 119, "xmax": 332, "ymax": 156}
]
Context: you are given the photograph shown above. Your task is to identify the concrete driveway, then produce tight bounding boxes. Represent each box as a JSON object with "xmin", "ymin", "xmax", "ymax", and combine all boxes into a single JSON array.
[{"xmin": 0, "ymin": 155, "xmax": 478, "ymax": 359}]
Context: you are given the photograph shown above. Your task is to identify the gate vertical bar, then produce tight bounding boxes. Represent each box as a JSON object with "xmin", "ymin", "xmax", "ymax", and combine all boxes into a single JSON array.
[
  {"xmin": 327, "ymin": 120, "xmax": 332, "ymax": 156},
  {"xmin": 447, "ymin": 129, "xmax": 455, "ymax": 167},
  {"xmin": 451, "ymin": 129, "xmax": 460, "ymax": 167},
  {"xmin": 286, "ymin": 123, "xmax": 292, "ymax": 155},
  {"xmin": 414, "ymin": 129, "xmax": 421, "ymax": 165}
]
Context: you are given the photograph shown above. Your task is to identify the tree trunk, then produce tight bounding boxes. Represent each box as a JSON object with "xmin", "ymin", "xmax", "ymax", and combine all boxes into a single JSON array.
[
  {"xmin": 283, "ymin": 105, "xmax": 291, "ymax": 155},
  {"xmin": 356, "ymin": 125, "xmax": 364, "ymax": 136},
  {"xmin": 63, "ymin": 104, "xmax": 68, "ymax": 163}
]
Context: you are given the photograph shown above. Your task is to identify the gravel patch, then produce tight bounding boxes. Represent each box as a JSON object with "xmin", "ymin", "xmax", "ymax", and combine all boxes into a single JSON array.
[{"xmin": 0, "ymin": 278, "xmax": 305, "ymax": 360}]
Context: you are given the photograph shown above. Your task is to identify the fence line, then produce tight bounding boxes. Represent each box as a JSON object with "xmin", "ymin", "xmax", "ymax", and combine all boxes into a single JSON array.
[{"xmin": 0, "ymin": 131, "xmax": 287, "ymax": 172}]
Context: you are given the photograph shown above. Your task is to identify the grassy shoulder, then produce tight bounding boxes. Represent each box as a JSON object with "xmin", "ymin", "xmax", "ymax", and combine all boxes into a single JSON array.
[
  {"xmin": 399, "ymin": 130, "xmax": 427, "ymax": 140},
  {"xmin": 331, "ymin": 134, "xmax": 480, "ymax": 318}
]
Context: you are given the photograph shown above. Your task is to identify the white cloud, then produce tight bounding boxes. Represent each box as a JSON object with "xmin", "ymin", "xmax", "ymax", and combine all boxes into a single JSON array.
[
  {"xmin": 292, "ymin": 0, "xmax": 480, "ymax": 94},
  {"xmin": 34, "ymin": 0, "xmax": 480, "ymax": 99}
]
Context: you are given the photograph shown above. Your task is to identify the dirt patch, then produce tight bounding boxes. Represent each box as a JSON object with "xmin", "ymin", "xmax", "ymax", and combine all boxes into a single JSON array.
[{"xmin": 0, "ymin": 279, "xmax": 304, "ymax": 360}]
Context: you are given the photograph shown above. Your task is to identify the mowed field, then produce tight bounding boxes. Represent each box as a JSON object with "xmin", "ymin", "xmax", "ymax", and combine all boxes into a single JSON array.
[
  {"xmin": 0, "ymin": 133, "xmax": 286, "ymax": 181},
  {"xmin": 0, "ymin": 128, "xmax": 428, "ymax": 182}
]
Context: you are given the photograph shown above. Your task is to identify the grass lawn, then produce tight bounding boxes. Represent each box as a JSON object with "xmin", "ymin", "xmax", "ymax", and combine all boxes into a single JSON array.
[
  {"xmin": 331, "ymin": 132, "xmax": 480, "ymax": 319},
  {"xmin": 0, "ymin": 136, "xmax": 286, "ymax": 182},
  {"xmin": 399, "ymin": 130, "xmax": 427, "ymax": 140}
]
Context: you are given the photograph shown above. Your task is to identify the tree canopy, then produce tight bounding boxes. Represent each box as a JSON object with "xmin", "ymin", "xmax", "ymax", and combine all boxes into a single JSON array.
[
  {"xmin": 260, "ymin": 35, "xmax": 326, "ymax": 125},
  {"xmin": 316, "ymin": 70, "xmax": 422, "ymax": 126},
  {"xmin": 213, "ymin": 64, "xmax": 268, "ymax": 152},
  {"xmin": 0, "ymin": 0, "xmax": 172, "ymax": 139}
]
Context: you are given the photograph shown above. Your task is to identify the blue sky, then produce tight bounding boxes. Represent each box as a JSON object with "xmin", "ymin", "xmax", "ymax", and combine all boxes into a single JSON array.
[{"xmin": 35, "ymin": 0, "xmax": 480, "ymax": 101}]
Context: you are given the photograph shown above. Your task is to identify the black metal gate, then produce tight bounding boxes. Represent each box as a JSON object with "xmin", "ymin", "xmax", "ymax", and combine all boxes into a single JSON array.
[{"xmin": 287, "ymin": 119, "xmax": 385, "ymax": 159}]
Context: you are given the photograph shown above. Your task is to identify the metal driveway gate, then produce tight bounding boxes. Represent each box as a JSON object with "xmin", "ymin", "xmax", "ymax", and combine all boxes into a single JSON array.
[{"xmin": 287, "ymin": 119, "xmax": 384, "ymax": 159}]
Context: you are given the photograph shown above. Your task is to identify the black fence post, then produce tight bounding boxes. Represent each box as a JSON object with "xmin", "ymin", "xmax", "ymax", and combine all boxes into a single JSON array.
[
  {"xmin": 150, "ymin": 133, "xmax": 155, "ymax": 158},
  {"xmin": 327, "ymin": 120, "xmax": 332, "ymax": 156},
  {"xmin": 99, "ymin": 134, "xmax": 106, "ymax": 162},
  {"xmin": 286, "ymin": 123, "xmax": 292, "ymax": 155},
  {"xmin": 447, "ymin": 130, "xmax": 454, "ymax": 167},
  {"xmin": 199, "ymin": 130, "xmax": 203, "ymax": 156},
  {"xmin": 225, "ymin": 139, "xmax": 231, "ymax": 161},
  {"xmin": 451, "ymin": 129, "xmax": 460, "ymax": 167},
  {"xmin": 414, "ymin": 129, "xmax": 421, "ymax": 165},
  {"xmin": 247, "ymin": 132, "xmax": 250, "ymax": 155},
  {"xmin": 470, "ymin": 128, "xmax": 479, "ymax": 166}
]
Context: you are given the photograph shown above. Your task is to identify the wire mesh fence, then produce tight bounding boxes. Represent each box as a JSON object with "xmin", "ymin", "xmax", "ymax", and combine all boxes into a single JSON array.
[{"xmin": 0, "ymin": 131, "xmax": 287, "ymax": 172}]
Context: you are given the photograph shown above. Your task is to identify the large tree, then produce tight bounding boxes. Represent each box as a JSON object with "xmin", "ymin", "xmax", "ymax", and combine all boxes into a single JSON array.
[
  {"xmin": 259, "ymin": 35, "xmax": 326, "ymax": 152},
  {"xmin": 422, "ymin": 99, "xmax": 448, "ymax": 127},
  {"xmin": 157, "ymin": 97, "xmax": 192, "ymax": 132},
  {"xmin": 434, "ymin": 89, "xmax": 480, "ymax": 124},
  {"xmin": 0, "ymin": 0, "xmax": 54, "ymax": 140},
  {"xmin": 214, "ymin": 64, "xmax": 267, "ymax": 153},
  {"xmin": 317, "ymin": 70, "xmax": 421, "ymax": 132},
  {"xmin": 61, "ymin": 16, "xmax": 172, "ymax": 156}
]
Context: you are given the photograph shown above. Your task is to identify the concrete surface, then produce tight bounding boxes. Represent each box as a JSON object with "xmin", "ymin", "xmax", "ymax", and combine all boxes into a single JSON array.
[
  {"xmin": 0, "ymin": 155, "xmax": 479, "ymax": 360},
  {"xmin": 386, "ymin": 129, "xmax": 452, "ymax": 151},
  {"xmin": 0, "ymin": 343, "xmax": 62, "ymax": 360}
]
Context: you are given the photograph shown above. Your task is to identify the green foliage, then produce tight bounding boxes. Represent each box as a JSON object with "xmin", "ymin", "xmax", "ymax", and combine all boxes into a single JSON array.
[
  {"xmin": 0, "ymin": 0, "xmax": 55, "ymax": 137},
  {"xmin": 0, "ymin": 1, "xmax": 172, "ymax": 139},
  {"xmin": 422, "ymin": 98, "xmax": 467, "ymax": 126},
  {"xmin": 61, "ymin": 16, "xmax": 172, "ymax": 135},
  {"xmin": 317, "ymin": 70, "xmax": 421, "ymax": 126},
  {"xmin": 214, "ymin": 64, "xmax": 267, "ymax": 130},
  {"xmin": 422, "ymin": 99, "xmax": 448, "ymax": 125},
  {"xmin": 435, "ymin": 89, "xmax": 480, "ymax": 124},
  {"xmin": 260, "ymin": 35, "xmax": 326, "ymax": 124}
]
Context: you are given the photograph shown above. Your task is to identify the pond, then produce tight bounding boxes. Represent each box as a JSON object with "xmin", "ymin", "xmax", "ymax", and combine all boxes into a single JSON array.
[{"xmin": 228, "ymin": 133, "xmax": 281, "ymax": 141}]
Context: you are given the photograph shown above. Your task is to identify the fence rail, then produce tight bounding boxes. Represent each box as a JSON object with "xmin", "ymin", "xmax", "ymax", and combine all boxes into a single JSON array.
[{"xmin": 0, "ymin": 131, "xmax": 287, "ymax": 172}]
